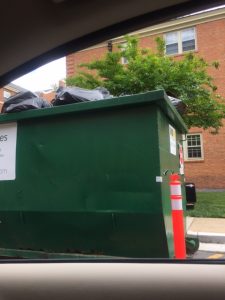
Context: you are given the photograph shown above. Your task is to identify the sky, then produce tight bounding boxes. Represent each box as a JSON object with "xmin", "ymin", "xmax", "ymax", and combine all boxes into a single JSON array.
[{"xmin": 13, "ymin": 57, "xmax": 66, "ymax": 92}]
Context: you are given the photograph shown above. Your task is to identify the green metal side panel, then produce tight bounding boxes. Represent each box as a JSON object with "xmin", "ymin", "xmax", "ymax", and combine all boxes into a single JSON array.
[
  {"xmin": 0, "ymin": 90, "xmax": 187, "ymax": 258},
  {"xmin": 0, "ymin": 105, "xmax": 166, "ymax": 257}
]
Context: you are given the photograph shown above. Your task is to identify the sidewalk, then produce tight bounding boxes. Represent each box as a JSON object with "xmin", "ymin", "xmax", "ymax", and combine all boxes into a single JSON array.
[{"xmin": 186, "ymin": 217, "xmax": 225, "ymax": 244}]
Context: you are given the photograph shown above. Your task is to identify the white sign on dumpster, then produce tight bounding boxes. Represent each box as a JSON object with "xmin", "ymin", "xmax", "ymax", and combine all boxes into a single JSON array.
[
  {"xmin": 169, "ymin": 124, "xmax": 176, "ymax": 156},
  {"xmin": 0, "ymin": 122, "xmax": 17, "ymax": 180}
]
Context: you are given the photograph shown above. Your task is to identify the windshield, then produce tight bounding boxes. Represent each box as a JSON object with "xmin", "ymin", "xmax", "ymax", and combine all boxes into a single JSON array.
[{"xmin": 0, "ymin": 4, "xmax": 225, "ymax": 262}]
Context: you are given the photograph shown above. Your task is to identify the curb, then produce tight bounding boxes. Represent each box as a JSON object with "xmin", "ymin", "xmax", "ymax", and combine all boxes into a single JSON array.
[
  {"xmin": 186, "ymin": 217, "xmax": 194, "ymax": 231},
  {"xmin": 187, "ymin": 231, "xmax": 225, "ymax": 244},
  {"xmin": 199, "ymin": 243, "xmax": 225, "ymax": 253}
]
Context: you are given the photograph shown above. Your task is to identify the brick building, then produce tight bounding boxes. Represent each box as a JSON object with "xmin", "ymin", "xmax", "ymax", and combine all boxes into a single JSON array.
[{"xmin": 66, "ymin": 7, "xmax": 225, "ymax": 190}]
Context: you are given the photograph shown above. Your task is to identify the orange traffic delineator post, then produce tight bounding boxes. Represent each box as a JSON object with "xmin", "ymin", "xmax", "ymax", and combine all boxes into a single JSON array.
[{"xmin": 170, "ymin": 173, "xmax": 186, "ymax": 259}]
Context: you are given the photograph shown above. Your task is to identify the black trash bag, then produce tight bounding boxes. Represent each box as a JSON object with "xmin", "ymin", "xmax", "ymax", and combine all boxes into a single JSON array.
[
  {"xmin": 1, "ymin": 91, "xmax": 52, "ymax": 113},
  {"xmin": 52, "ymin": 86, "xmax": 112, "ymax": 106},
  {"xmin": 168, "ymin": 96, "xmax": 187, "ymax": 115}
]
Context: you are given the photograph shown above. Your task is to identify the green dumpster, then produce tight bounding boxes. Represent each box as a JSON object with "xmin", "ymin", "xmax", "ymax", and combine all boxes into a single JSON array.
[{"xmin": 0, "ymin": 89, "xmax": 187, "ymax": 258}]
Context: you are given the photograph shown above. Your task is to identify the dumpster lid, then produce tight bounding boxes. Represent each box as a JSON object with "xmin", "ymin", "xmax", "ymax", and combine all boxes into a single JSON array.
[{"xmin": 0, "ymin": 89, "xmax": 188, "ymax": 133}]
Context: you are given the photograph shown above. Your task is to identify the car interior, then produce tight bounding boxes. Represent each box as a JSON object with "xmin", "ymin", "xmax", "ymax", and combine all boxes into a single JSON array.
[{"xmin": 0, "ymin": 0, "xmax": 225, "ymax": 299}]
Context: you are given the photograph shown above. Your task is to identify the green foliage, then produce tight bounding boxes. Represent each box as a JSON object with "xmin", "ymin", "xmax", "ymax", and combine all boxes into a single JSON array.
[
  {"xmin": 66, "ymin": 72, "xmax": 101, "ymax": 90},
  {"xmin": 66, "ymin": 36, "xmax": 225, "ymax": 131}
]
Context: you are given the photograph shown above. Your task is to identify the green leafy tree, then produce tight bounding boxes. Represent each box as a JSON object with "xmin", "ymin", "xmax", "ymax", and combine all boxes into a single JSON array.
[{"xmin": 66, "ymin": 36, "xmax": 225, "ymax": 132}]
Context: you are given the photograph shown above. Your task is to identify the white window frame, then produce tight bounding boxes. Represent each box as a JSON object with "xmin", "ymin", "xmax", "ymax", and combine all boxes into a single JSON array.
[
  {"xmin": 164, "ymin": 27, "xmax": 197, "ymax": 55},
  {"xmin": 3, "ymin": 90, "xmax": 11, "ymax": 99},
  {"xmin": 183, "ymin": 133, "xmax": 204, "ymax": 161},
  {"xmin": 120, "ymin": 43, "xmax": 128, "ymax": 65},
  {"xmin": 121, "ymin": 56, "xmax": 128, "ymax": 65}
]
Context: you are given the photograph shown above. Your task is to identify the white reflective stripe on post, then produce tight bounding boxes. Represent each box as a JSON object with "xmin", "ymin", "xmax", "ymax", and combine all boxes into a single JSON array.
[
  {"xmin": 171, "ymin": 200, "xmax": 183, "ymax": 210},
  {"xmin": 170, "ymin": 185, "xmax": 181, "ymax": 196}
]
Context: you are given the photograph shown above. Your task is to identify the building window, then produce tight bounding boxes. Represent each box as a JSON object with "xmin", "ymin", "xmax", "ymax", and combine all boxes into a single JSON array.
[
  {"xmin": 181, "ymin": 28, "xmax": 196, "ymax": 52},
  {"xmin": 165, "ymin": 31, "xmax": 178, "ymax": 55},
  {"xmin": 165, "ymin": 27, "xmax": 196, "ymax": 55},
  {"xmin": 121, "ymin": 56, "xmax": 128, "ymax": 65},
  {"xmin": 183, "ymin": 133, "xmax": 203, "ymax": 161},
  {"xmin": 120, "ymin": 43, "xmax": 128, "ymax": 64},
  {"xmin": 3, "ymin": 90, "xmax": 11, "ymax": 99}
]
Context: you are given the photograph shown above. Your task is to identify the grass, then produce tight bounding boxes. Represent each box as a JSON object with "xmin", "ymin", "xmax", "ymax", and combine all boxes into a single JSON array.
[{"xmin": 186, "ymin": 192, "xmax": 225, "ymax": 218}]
